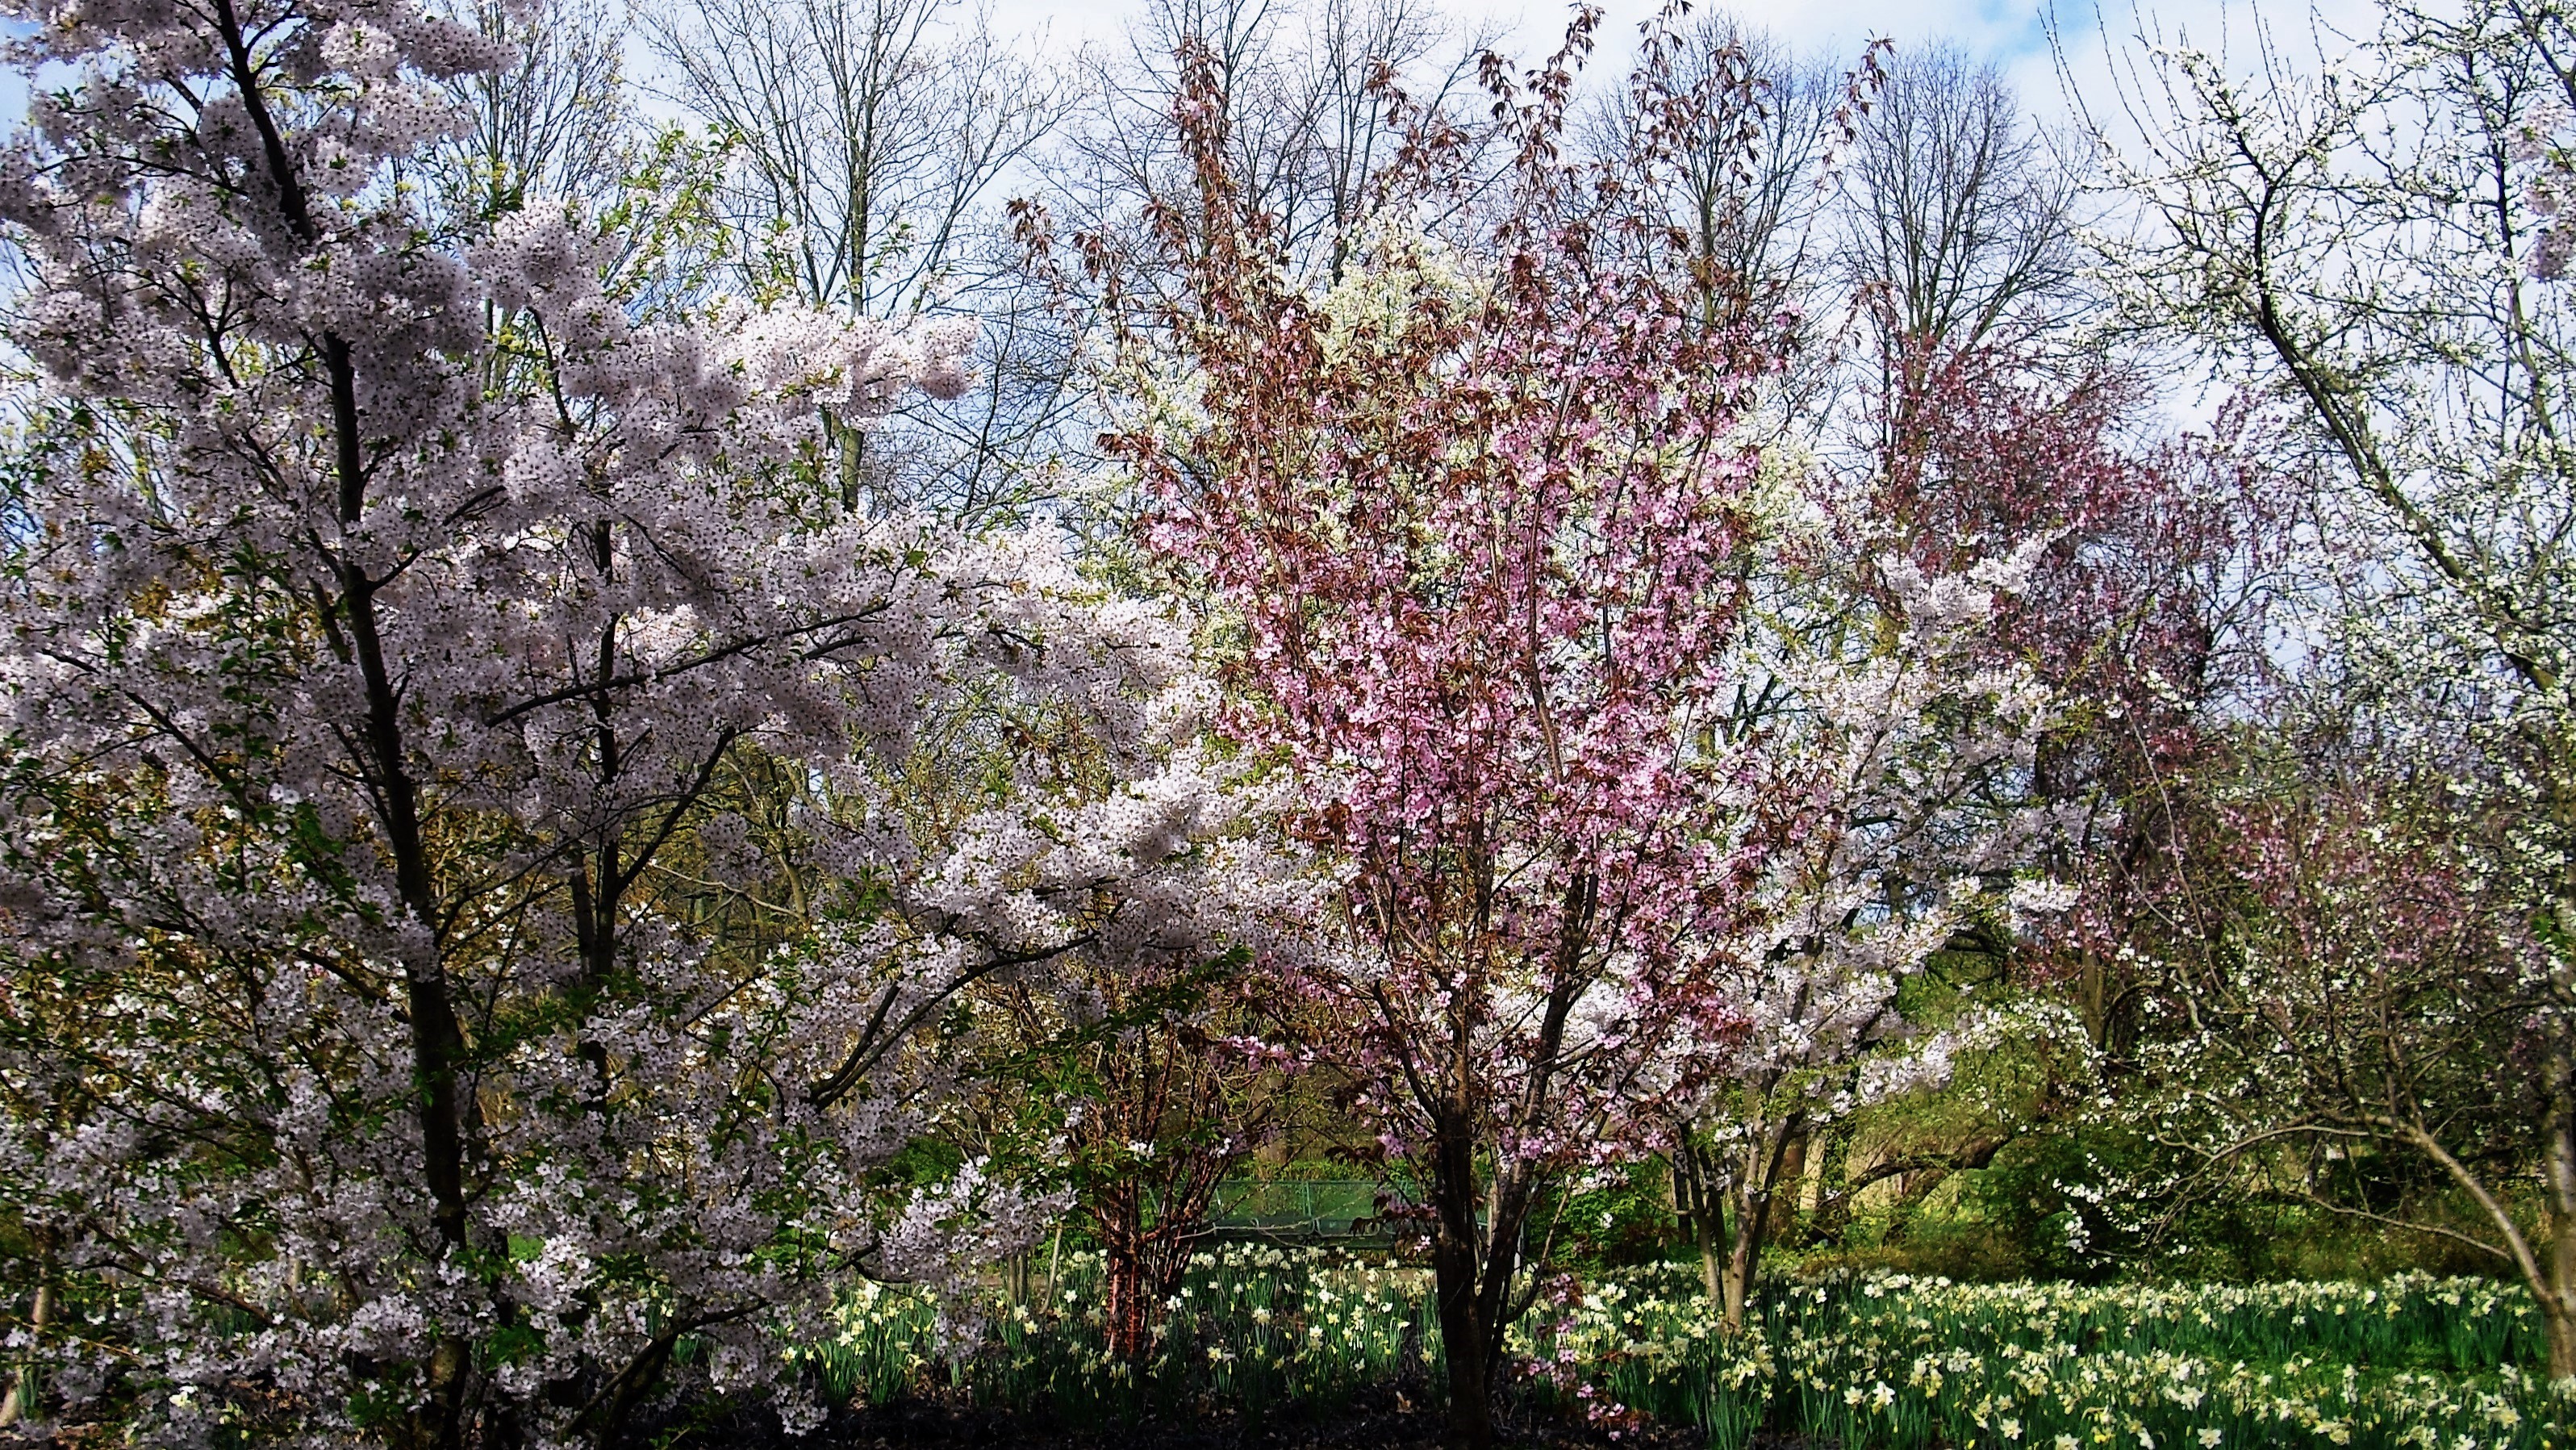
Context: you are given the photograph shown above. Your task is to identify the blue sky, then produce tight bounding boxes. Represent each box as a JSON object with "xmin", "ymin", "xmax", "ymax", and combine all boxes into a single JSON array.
[
  {"xmin": 988, "ymin": 0, "xmax": 2383, "ymax": 131},
  {"xmin": 992, "ymin": 0, "xmax": 2065, "ymax": 74},
  {"xmin": 0, "ymin": 0, "xmax": 2385, "ymax": 163}
]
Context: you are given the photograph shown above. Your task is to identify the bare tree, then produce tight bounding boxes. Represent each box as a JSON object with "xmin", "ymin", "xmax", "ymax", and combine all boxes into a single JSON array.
[
  {"xmin": 640, "ymin": 0, "xmax": 1058, "ymax": 316},
  {"xmin": 1839, "ymin": 44, "xmax": 2086, "ymax": 366},
  {"xmin": 1593, "ymin": 22, "xmax": 1847, "ymax": 327},
  {"xmin": 1572, "ymin": 15, "xmax": 1901, "ymax": 446},
  {"xmin": 998, "ymin": 0, "xmax": 1500, "ymax": 554},
  {"xmin": 1046, "ymin": 0, "xmax": 1497, "ymax": 295},
  {"xmin": 637, "ymin": 0, "xmax": 1077, "ymax": 521},
  {"xmin": 1818, "ymin": 42, "xmax": 2096, "ymax": 483},
  {"xmin": 425, "ymin": 0, "xmax": 633, "ymax": 231}
]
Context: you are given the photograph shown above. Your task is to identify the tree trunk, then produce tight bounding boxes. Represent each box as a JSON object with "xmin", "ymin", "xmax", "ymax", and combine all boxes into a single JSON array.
[
  {"xmin": 2541, "ymin": 862, "xmax": 2576, "ymax": 1382},
  {"xmin": 1803, "ymin": 1127, "xmax": 1858, "ymax": 1249},
  {"xmin": 2543, "ymin": 1010, "xmax": 2576, "ymax": 1381},
  {"xmin": 1429, "ymin": 1109, "xmax": 1497, "ymax": 1450},
  {"xmin": 1433, "ymin": 1267, "xmax": 1497, "ymax": 1450},
  {"xmin": 1778, "ymin": 1128, "xmax": 1809, "ymax": 1217},
  {"xmin": 1099, "ymin": 1191, "xmax": 1152, "ymax": 1362},
  {"xmin": 2400, "ymin": 1038, "xmax": 2576, "ymax": 1381},
  {"xmin": 0, "ymin": 1231, "xmax": 54, "ymax": 1427},
  {"xmin": 2545, "ymin": 1284, "xmax": 2576, "ymax": 1383},
  {"xmin": 1096, "ymin": 1215, "xmax": 1206, "ymax": 1364},
  {"xmin": 1716, "ymin": 1115, "xmax": 1803, "ymax": 1335},
  {"xmin": 1674, "ymin": 1118, "xmax": 1805, "ymax": 1334},
  {"xmin": 1692, "ymin": 1205, "xmax": 1725, "ymax": 1307},
  {"xmin": 1716, "ymin": 1182, "xmax": 1760, "ymax": 1333},
  {"xmin": 1426, "ymin": 1106, "xmax": 1539, "ymax": 1450},
  {"xmin": 1669, "ymin": 1137, "xmax": 1727, "ymax": 1305},
  {"xmin": 2077, "ymin": 948, "xmax": 2108, "ymax": 1052}
]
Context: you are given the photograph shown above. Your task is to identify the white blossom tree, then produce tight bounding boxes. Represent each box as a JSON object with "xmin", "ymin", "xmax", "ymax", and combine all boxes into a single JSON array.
[
  {"xmin": 2090, "ymin": 0, "xmax": 2576, "ymax": 1375},
  {"xmin": 1664, "ymin": 541, "xmax": 2075, "ymax": 1331},
  {"xmin": 0, "ymin": 0, "xmax": 1295, "ymax": 1442}
]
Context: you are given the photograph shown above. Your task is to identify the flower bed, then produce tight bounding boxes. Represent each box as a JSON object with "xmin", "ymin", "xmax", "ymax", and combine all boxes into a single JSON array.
[
  {"xmin": 799, "ymin": 1252, "xmax": 2569, "ymax": 1448},
  {"xmin": 1539, "ymin": 1269, "xmax": 2570, "ymax": 1450}
]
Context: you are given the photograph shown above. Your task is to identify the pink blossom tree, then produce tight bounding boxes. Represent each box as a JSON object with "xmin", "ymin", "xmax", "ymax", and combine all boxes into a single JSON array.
[
  {"xmin": 1864, "ymin": 345, "xmax": 2294, "ymax": 1058},
  {"xmin": 0, "ymin": 0, "xmax": 1290, "ymax": 1442},
  {"xmin": 1075, "ymin": 14, "xmax": 2000, "ymax": 1444},
  {"xmin": 1656, "ymin": 310, "xmax": 2298, "ymax": 1324}
]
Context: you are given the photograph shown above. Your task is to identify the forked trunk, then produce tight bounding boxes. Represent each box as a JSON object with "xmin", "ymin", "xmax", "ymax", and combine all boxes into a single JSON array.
[
  {"xmin": 1714, "ymin": 1118, "xmax": 1802, "ymax": 1335},
  {"xmin": 1670, "ymin": 1137, "xmax": 1727, "ymax": 1306},
  {"xmin": 1095, "ymin": 1189, "xmax": 1159, "ymax": 1362},
  {"xmin": 1422, "ymin": 874, "xmax": 1597, "ymax": 1448},
  {"xmin": 1427, "ymin": 1110, "xmax": 1530, "ymax": 1450}
]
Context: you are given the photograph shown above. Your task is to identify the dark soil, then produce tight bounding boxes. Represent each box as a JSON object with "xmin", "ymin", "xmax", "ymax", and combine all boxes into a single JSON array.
[
  {"xmin": 0, "ymin": 1385, "xmax": 1840, "ymax": 1449},
  {"xmin": 648, "ymin": 1381, "xmax": 1830, "ymax": 1450}
]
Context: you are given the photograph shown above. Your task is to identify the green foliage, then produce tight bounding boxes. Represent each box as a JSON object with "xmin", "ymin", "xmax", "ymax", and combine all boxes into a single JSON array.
[
  {"xmin": 1936, "ymin": 1127, "xmax": 2144, "ymax": 1281},
  {"xmin": 1547, "ymin": 1161, "xmax": 1682, "ymax": 1271},
  {"xmin": 1826, "ymin": 1126, "xmax": 2520, "ymax": 1287}
]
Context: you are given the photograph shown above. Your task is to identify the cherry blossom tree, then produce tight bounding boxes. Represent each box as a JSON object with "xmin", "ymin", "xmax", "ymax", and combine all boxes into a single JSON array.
[
  {"xmin": 954, "ymin": 731, "xmax": 1317, "ymax": 1366},
  {"xmin": 1731, "ymin": 328, "xmax": 2296, "ymax": 1293},
  {"xmin": 2114, "ymin": 771, "xmax": 2568, "ymax": 1364},
  {"xmin": 0, "ymin": 0, "xmax": 1291, "ymax": 1442},
  {"xmin": 1868, "ymin": 345, "xmax": 2293, "ymax": 1055},
  {"xmin": 1082, "ymin": 23, "xmax": 1765, "ymax": 1442},
  {"xmin": 1066, "ymin": 11, "xmax": 2058, "ymax": 1442}
]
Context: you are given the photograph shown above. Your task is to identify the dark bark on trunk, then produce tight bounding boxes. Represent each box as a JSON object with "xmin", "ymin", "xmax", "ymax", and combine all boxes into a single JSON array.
[
  {"xmin": 1096, "ymin": 1196, "xmax": 1219, "ymax": 1363},
  {"xmin": 1081, "ymin": 1013, "xmax": 1242, "ymax": 1364},
  {"xmin": 1425, "ymin": 1103, "xmax": 1548, "ymax": 1449},
  {"xmin": 1433, "ymin": 1270, "xmax": 1496, "ymax": 1450},
  {"xmin": 334, "ymin": 341, "xmax": 474, "ymax": 1450},
  {"xmin": 1372, "ymin": 855, "xmax": 1593, "ymax": 1450},
  {"xmin": 208, "ymin": 6, "xmax": 483, "ymax": 1440},
  {"xmin": 1670, "ymin": 1138, "xmax": 1726, "ymax": 1306},
  {"xmin": 1429, "ymin": 1107, "xmax": 1490, "ymax": 1450}
]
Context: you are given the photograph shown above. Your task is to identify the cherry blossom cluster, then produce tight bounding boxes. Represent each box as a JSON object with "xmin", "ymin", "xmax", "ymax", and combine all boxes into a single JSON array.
[
  {"xmin": 1668, "ymin": 534, "xmax": 2074, "ymax": 1141},
  {"xmin": 0, "ymin": 0, "xmax": 1301, "ymax": 1442}
]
